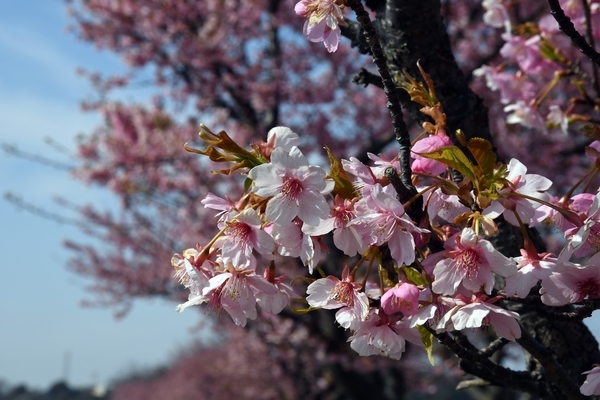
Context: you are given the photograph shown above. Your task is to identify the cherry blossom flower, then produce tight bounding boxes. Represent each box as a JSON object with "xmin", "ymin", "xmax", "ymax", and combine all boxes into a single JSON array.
[
  {"xmin": 540, "ymin": 255, "xmax": 600, "ymax": 306},
  {"xmin": 425, "ymin": 187, "xmax": 469, "ymax": 223},
  {"xmin": 255, "ymin": 271, "xmax": 295, "ymax": 315},
  {"xmin": 560, "ymin": 192, "xmax": 600, "ymax": 260},
  {"xmin": 503, "ymin": 249, "xmax": 556, "ymax": 298},
  {"xmin": 201, "ymin": 192, "xmax": 237, "ymax": 229},
  {"xmin": 473, "ymin": 66, "xmax": 536, "ymax": 105},
  {"xmin": 380, "ymin": 282, "xmax": 420, "ymax": 316},
  {"xmin": 259, "ymin": 126, "xmax": 301, "ymax": 159},
  {"xmin": 306, "ymin": 266, "xmax": 369, "ymax": 328},
  {"xmin": 547, "ymin": 105, "xmax": 569, "ymax": 135},
  {"xmin": 272, "ymin": 219, "xmax": 322, "ymax": 273},
  {"xmin": 348, "ymin": 309, "xmax": 418, "ymax": 360},
  {"xmin": 248, "ymin": 146, "xmax": 334, "ymax": 227},
  {"xmin": 341, "ymin": 156, "xmax": 380, "ymax": 196},
  {"xmin": 504, "ymin": 101, "xmax": 547, "ymax": 133},
  {"xmin": 302, "ymin": 195, "xmax": 367, "ymax": 256},
  {"xmin": 366, "ymin": 153, "xmax": 401, "ymax": 178},
  {"xmin": 438, "ymin": 295, "xmax": 521, "ymax": 341},
  {"xmin": 266, "ymin": 126, "xmax": 301, "ymax": 152},
  {"xmin": 581, "ymin": 365, "xmax": 600, "ymax": 396},
  {"xmin": 482, "ymin": 0, "xmax": 512, "ymax": 35},
  {"xmin": 585, "ymin": 141, "xmax": 600, "ymax": 163},
  {"xmin": 201, "ymin": 264, "xmax": 278, "ymax": 327},
  {"xmin": 411, "ymin": 134, "xmax": 453, "ymax": 176},
  {"xmin": 432, "ymin": 228, "xmax": 517, "ymax": 295},
  {"xmin": 350, "ymin": 184, "xmax": 424, "ymax": 266},
  {"xmin": 408, "ymin": 295, "xmax": 460, "ymax": 333},
  {"xmin": 500, "ymin": 35, "xmax": 552, "ymax": 76},
  {"xmin": 484, "ymin": 158, "xmax": 552, "ymax": 226},
  {"xmin": 294, "ymin": 0, "xmax": 347, "ymax": 52},
  {"xmin": 174, "ymin": 257, "xmax": 213, "ymax": 313},
  {"xmin": 217, "ymin": 208, "xmax": 275, "ymax": 270}
]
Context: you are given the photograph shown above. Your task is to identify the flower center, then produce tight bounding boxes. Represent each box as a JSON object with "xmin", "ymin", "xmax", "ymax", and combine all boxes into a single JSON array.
[
  {"xmin": 228, "ymin": 221, "xmax": 252, "ymax": 241},
  {"xmin": 576, "ymin": 277, "xmax": 600, "ymax": 300},
  {"xmin": 334, "ymin": 208, "xmax": 354, "ymax": 228},
  {"xmin": 331, "ymin": 281, "xmax": 354, "ymax": 306},
  {"xmin": 457, "ymin": 249, "xmax": 479, "ymax": 278},
  {"xmin": 281, "ymin": 177, "xmax": 303, "ymax": 200}
]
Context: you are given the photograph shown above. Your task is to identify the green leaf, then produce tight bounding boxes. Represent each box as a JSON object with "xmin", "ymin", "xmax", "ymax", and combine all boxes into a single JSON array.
[
  {"xmin": 324, "ymin": 146, "xmax": 357, "ymax": 199},
  {"xmin": 400, "ymin": 266, "xmax": 428, "ymax": 286},
  {"xmin": 467, "ymin": 138, "xmax": 496, "ymax": 183},
  {"xmin": 415, "ymin": 145, "xmax": 476, "ymax": 182},
  {"xmin": 416, "ymin": 325, "xmax": 435, "ymax": 366}
]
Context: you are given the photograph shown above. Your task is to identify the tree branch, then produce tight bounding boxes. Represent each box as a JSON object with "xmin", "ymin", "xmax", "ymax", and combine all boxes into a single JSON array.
[{"xmin": 548, "ymin": 0, "xmax": 600, "ymax": 68}]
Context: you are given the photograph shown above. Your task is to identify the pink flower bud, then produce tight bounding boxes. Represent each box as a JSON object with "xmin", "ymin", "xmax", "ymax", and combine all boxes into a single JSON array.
[{"xmin": 381, "ymin": 282, "xmax": 420, "ymax": 316}]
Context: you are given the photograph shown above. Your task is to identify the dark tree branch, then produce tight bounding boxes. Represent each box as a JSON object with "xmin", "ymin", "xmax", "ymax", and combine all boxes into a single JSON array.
[
  {"xmin": 340, "ymin": 21, "xmax": 371, "ymax": 54},
  {"xmin": 347, "ymin": 0, "xmax": 416, "ymax": 200},
  {"xmin": 517, "ymin": 326, "xmax": 588, "ymax": 400},
  {"xmin": 352, "ymin": 68, "xmax": 384, "ymax": 89},
  {"xmin": 548, "ymin": 0, "xmax": 600, "ymax": 68},
  {"xmin": 429, "ymin": 329, "xmax": 551, "ymax": 398}
]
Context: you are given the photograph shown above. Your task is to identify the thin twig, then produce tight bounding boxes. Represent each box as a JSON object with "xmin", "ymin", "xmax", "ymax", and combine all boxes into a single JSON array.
[
  {"xmin": 579, "ymin": 0, "xmax": 600, "ymax": 96},
  {"xmin": 346, "ymin": 0, "xmax": 415, "ymax": 193},
  {"xmin": 547, "ymin": 0, "xmax": 600, "ymax": 67}
]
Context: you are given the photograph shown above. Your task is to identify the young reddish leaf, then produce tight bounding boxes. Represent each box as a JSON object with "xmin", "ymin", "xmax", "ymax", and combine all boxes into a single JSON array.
[{"xmin": 467, "ymin": 137, "xmax": 497, "ymax": 182}]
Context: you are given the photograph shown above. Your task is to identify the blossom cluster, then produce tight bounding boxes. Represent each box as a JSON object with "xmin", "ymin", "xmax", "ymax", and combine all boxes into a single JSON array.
[{"xmin": 173, "ymin": 122, "xmax": 600, "ymax": 377}]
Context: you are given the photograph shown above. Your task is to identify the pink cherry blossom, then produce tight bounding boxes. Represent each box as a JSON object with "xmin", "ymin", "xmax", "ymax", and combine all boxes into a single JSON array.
[
  {"xmin": 560, "ymin": 192, "xmax": 600, "ymax": 260},
  {"xmin": 503, "ymin": 249, "xmax": 556, "ymax": 298},
  {"xmin": 201, "ymin": 265, "xmax": 278, "ymax": 327},
  {"xmin": 272, "ymin": 219, "xmax": 322, "ymax": 273},
  {"xmin": 249, "ymin": 146, "xmax": 334, "ymax": 227},
  {"xmin": 411, "ymin": 134, "xmax": 453, "ymax": 176},
  {"xmin": 547, "ymin": 105, "xmax": 569, "ymax": 135},
  {"xmin": 503, "ymin": 101, "xmax": 547, "ymax": 133},
  {"xmin": 424, "ymin": 187, "xmax": 470, "ymax": 223},
  {"xmin": 258, "ymin": 126, "xmax": 302, "ymax": 160},
  {"xmin": 348, "ymin": 309, "xmax": 407, "ymax": 360},
  {"xmin": 201, "ymin": 192, "xmax": 238, "ymax": 229},
  {"xmin": 341, "ymin": 156, "xmax": 381, "ymax": 196},
  {"xmin": 581, "ymin": 365, "xmax": 600, "ymax": 396},
  {"xmin": 302, "ymin": 195, "xmax": 367, "ymax": 256},
  {"xmin": 295, "ymin": 0, "xmax": 347, "ymax": 53},
  {"xmin": 438, "ymin": 295, "xmax": 521, "ymax": 341},
  {"xmin": 306, "ymin": 266, "xmax": 369, "ymax": 328},
  {"xmin": 432, "ymin": 228, "xmax": 517, "ymax": 295},
  {"xmin": 380, "ymin": 282, "xmax": 420, "ymax": 316},
  {"xmin": 482, "ymin": 0, "xmax": 512, "ymax": 35},
  {"xmin": 500, "ymin": 35, "xmax": 552, "ymax": 76},
  {"xmin": 350, "ymin": 184, "xmax": 423, "ymax": 266},
  {"xmin": 585, "ymin": 141, "xmax": 600, "ymax": 163},
  {"xmin": 366, "ymin": 153, "xmax": 401, "ymax": 178},
  {"xmin": 174, "ymin": 257, "xmax": 214, "ymax": 313},
  {"xmin": 540, "ymin": 254, "xmax": 600, "ymax": 306},
  {"xmin": 484, "ymin": 158, "xmax": 552, "ymax": 226},
  {"xmin": 217, "ymin": 208, "xmax": 275, "ymax": 270},
  {"xmin": 255, "ymin": 271, "xmax": 295, "ymax": 315},
  {"xmin": 473, "ymin": 66, "xmax": 536, "ymax": 105},
  {"xmin": 265, "ymin": 126, "xmax": 301, "ymax": 153}
]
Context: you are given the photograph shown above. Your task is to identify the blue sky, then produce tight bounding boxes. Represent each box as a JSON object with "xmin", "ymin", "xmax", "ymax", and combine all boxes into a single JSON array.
[{"xmin": 0, "ymin": 1, "xmax": 202, "ymax": 390}]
